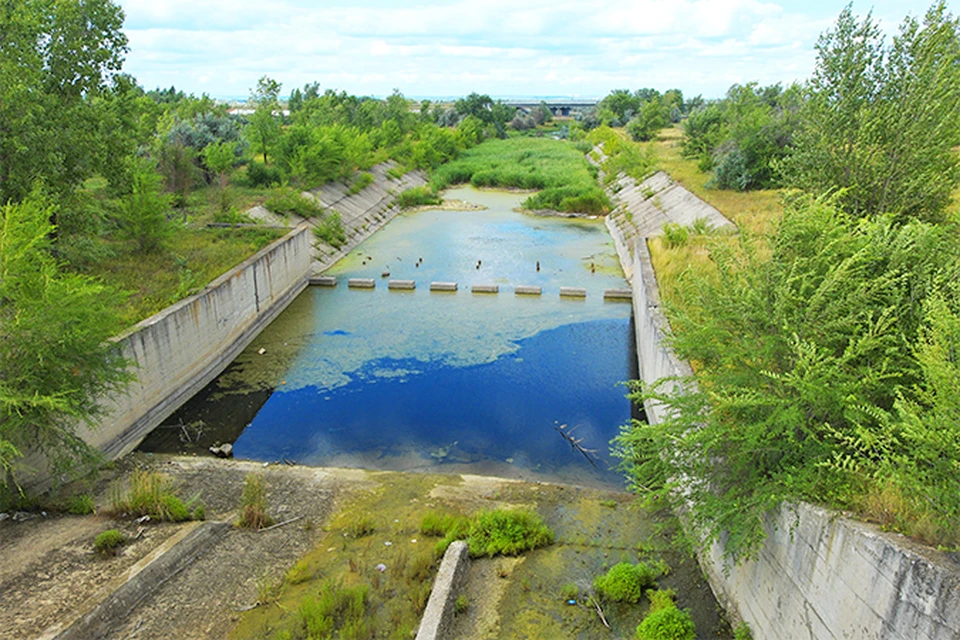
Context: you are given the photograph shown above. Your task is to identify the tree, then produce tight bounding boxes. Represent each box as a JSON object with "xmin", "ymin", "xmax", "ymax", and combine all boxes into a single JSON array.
[
  {"xmin": 1, "ymin": 192, "xmax": 130, "ymax": 489},
  {"xmin": 0, "ymin": 0, "xmax": 128, "ymax": 204},
  {"xmin": 626, "ymin": 99, "xmax": 668, "ymax": 141},
  {"xmin": 117, "ymin": 157, "xmax": 173, "ymax": 253},
  {"xmin": 782, "ymin": 2, "xmax": 960, "ymax": 220},
  {"xmin": 246, "ymin": 76, "xmax": 282, "ymax": 165}
]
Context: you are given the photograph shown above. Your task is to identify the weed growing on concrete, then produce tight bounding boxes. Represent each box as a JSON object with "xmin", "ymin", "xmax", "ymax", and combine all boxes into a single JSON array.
[
  {"xmin": 454, "ymin": 594, "xmax": 468, "ymax": 615},
  {"xmin": 345, "ymin": 515, "xmax": 375, "ymax": 538},
  {"xmin": 67, "ymin": 493, "xmax": 95, "ymax": 515},
  {"xmin": 421, "ymin": 508, "xmax": 554, "ymax": 558},
  {"xmin": 635, "ymin": 588, "xmax": 695, "ymax": 640},
  {"xmin": 561, "ymin": 582, "xmax": 579, "ymax": 601},
  {"xmin": 733, "ymin": 621, "xmax": 754, "ymax": 640},
  {"xmin": 237, "ymin": 472, "xmax": 273, "ymax": 530},
  {"xmin": 593, "ymin": 560, "xmax": 667, "ymax": 603},
  {"xmin": 297, "ymin": 580, "xmax": 369, "ymax": 639},
  {"xmin": 108, "ymin": 470, "xmax": 197, "ymax": 522},
  {"xmin": 94, "ymin": 529, "xmax": 126, "ymax": 556},
  {"xmin": 285, "ymin": 560, "xmax": 312, "ymax": 586}
]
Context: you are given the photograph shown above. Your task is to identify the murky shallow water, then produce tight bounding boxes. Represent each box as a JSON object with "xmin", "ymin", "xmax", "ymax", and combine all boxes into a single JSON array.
[{"xmin": 139, "ymin": 187, "xmax": 638, "ymax": 488}]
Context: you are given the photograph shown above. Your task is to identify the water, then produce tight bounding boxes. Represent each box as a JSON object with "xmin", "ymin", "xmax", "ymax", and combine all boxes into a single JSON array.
[{"xmin": 140, "ymin": 187, "xmax": 638, "ymax": 488}]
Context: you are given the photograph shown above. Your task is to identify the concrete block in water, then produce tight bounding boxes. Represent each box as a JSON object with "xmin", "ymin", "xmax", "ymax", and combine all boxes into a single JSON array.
[
  {"xmin": 514, "ymin": 285, "xmax": 542, "ymax": 296},
  {"xmin": 603, "ymin": 288, "xmax": 632, "ymax": 301},
  {"xmin": 430, "ymin": 282, "xmax": 458, "ymax": 292},
  {"xmin": 348, "ymin": 278, "xmax": 376, "ymax": 289},
  {"xmin": 559, "ymin": 287, "xmax": 587, "ymax": 298},
  {"xmin": 471, "ymin": 284, "xmax": 499, "ymax": 294},
  {"xmin": 309, "ymin": 276, "xmax": 337, "ymax": 287},
  {"xmin": 388, "ymin": 279, "xmax": 416, "ymax": 290}
]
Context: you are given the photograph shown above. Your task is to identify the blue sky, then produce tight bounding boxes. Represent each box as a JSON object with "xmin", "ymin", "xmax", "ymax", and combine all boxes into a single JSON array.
[{"xmin": 117, "ymin": 0, "xmax": 947, "ymax": 101}]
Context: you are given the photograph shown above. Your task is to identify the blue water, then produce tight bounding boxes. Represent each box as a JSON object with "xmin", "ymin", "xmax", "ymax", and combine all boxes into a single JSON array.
[{"xmin": 140, "ymin": 187, "xmax": 636, "ymax": 488}]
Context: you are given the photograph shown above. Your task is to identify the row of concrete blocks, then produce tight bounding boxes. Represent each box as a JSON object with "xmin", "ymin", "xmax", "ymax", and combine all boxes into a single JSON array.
[{"xmin": 308, "ymin": 276, "xmax": 632, "ymax": 300}]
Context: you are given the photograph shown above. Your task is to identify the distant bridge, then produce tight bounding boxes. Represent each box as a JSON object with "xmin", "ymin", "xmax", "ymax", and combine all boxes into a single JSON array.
[{"xmin": 504, "ymin": 100, "xmax": 597, "ymax": 117}]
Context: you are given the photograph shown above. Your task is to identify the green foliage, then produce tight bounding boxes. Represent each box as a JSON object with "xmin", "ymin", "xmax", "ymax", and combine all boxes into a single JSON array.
[
  {"xmin": 117, "ymin": 157, "xmax": 174, "ymax": 253},
  {"xmin": 431, "ymin": 137, "xmax": 609, "ymax": 215},
  {"xmin": 465, "ymin": 509, "xmax": 555, "ymax": 557},
  {"xmin": 202, "ymin": 140, "xmax": 238, "ymax": 191},
  {"xmin": 0, "ymin": 0, "xmax": 128, "ymax": 204},
  {"xmin": 345, "ymin": 515, "xmax": 375, "ymax": 538},
  {"xmin": 782, "ymin": 2, "xmax": 960, "ymax": 219},
  {"xmin": 733, "ymin": 622, "xmax": 754, "ymax": 640},
  {"xmin": 635, "ymin": 589, "xmax": 695, "ymax": 640},
  {"xmin": 246, "ymin": 76, "xmax": 283, "ymax": 166},
  {"xmin": 94, "ymin": 529, "xmax": 127, "ymax": 556},
  {"xmin": 420, "ymin": 509, "xmax": 554, "ymax": 558},
  {"xmin": 661, "ymin": 223, "xmax": 689, "ymax": 249},
  {"xmin": 245, "ymin": 160, "xmax": 282, "ymax": 188},
  {"xmin": 109, "ymin": 470, "xmax": 197, "ymax": 522},
  {"xmin": 627, "ymin": 100, "xmax": 669, "ymax": 142},
  {"xmin": 454, "ymin": 594, "xmax": 468, "ymax": 615},
  {"xmin": 347, "ymin": 171, "xmax": 374, "ymax": 195},
  {"xmin": 586, "ymin": 126, "xmax": 658, "ymax": 184},
  {"xmin": 313, "ymin": 211, "xmax": 347, "ymax": 249},
  {"xmin": 285, "ymin": 560, "xmax": 313, "ymax": 586},
  {"xmin": 297, "ymin": 580, "xmax": 369, "ymax": 640},
  {"xmin": 0, "ymin": 193, "xmax": 130, "ymax": 486},
  {"xmin": 67, "ymin": 493, "xmax": 96, "ymax": 515},
  {"xmin": 264, "ymin": 186, "xmax": 323, "ymax": 218},
  {"xmin": 238, "ymin": 472, "xmax": 273, "ymax": 530},
  {"xmin": 593, "ymin": 561, "xmax": 666, "ymax": 603},
  {"xmin": 613, "ymin": 194, "xmax": 960, "ymax": 559},
  {"xmin": 560, "ymin": 583, "xmax": 579, "ymax": 600},
  {"xmin": 395, "ymin": 186, "xmax": 442, "ymax": 208}
]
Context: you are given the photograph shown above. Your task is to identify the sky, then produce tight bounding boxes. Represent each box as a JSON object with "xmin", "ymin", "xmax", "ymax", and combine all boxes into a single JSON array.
[{"xmin": 116, "ymin": 0, "xmax": 949, "ymax": 101}]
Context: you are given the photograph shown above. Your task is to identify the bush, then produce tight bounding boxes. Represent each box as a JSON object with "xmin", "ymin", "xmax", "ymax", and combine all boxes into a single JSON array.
[
  {"xmin": 109, "ymin": 470, "xmax": 196, "ymax": 522},
  {"xmin": 313, "ymin": 211, "xmax": 347, "ymax": 248},
  {"xmin": 593, "ymin": 561, "xmax": 666, "ymax": 603},
  {"xmin": 264, "ymin": 186, "xmax": 323, "ymax": 218},
  {"xmin": 661, "ymin": 223, "xmax": 689, "ymax": 249},
  {"xmin": 245, "ymin": 160, "xmax": 282, "ymax": 188},
  {"xmin": 67, "ymin": 494, "xmax": 95, "ymax": 515},
  {"xmin": 635, "ymin": 589, "xmax": 695, "ymax": 640},
  {"xmin": 421, "ymin": 509, "xmax": 554, "ymax": 558},
  {"xmin": 94, "ymin": 529, "xmax": 127, "ymax": 556},
  {"xmin": 395, "ymin": 186, "xmax": 442, "ymax": 208},
  {"xmin": 237, "ymin": 472, "xmax": 273, "ymax": 530},
  {"xmin": 347, "ymin": 171, "xmax": 375, "ymax": 195}
]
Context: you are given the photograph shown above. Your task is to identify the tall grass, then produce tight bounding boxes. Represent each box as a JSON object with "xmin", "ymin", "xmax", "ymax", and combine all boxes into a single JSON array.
[{"xmin": 430, "ymin": 138, "xmax": 610, "ymax": 215}]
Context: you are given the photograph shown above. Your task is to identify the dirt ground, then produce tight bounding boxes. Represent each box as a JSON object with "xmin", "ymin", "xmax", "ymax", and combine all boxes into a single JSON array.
[{"xmin": 0, "ymin": 455, "xmax": 729, "ymax": 640}]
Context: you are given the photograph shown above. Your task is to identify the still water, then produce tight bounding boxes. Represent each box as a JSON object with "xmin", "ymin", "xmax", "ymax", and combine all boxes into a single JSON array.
[{"xmin": 140, "ymin": 187, "xmax": 638, "ymax": 488}]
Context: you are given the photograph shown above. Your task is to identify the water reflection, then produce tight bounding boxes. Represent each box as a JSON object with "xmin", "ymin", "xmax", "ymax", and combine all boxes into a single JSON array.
[{"xmin": 140, "ymin": 187, "xmax": 636, "ymax": 488}]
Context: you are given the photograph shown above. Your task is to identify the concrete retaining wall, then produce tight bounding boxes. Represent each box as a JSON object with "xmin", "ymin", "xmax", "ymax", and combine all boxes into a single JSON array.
[
  {"xmin": 77, "ymin": 226, "xmax": 312, "ymax": 461},
  {"xmin": 606, "ymin": 172, "xmax": 960, "ymax": 640},
  {"xmin": 416, "ymin": 541, "xmax": 470, "ymax": 640}
]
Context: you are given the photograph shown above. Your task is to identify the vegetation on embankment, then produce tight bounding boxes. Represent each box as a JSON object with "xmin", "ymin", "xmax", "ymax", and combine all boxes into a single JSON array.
[
  {"xmin": 613, "ymin": 3, "xmax": 960, "ymax": 560},
  {"xmin": 430, "ymin": 137, "xmax": 611, "ymax": 215}
]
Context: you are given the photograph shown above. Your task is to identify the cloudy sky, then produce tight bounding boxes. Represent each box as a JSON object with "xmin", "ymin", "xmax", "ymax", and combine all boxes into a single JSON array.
[{"xmin": 117, "ymin": 0, "xmax": 944, "ymax": 101}]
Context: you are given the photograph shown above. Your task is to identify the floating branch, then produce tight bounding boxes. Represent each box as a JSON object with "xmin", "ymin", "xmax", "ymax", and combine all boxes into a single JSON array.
[{"xmin": 554, "ymin": 423, "xmax": 599, "ymax": 469}]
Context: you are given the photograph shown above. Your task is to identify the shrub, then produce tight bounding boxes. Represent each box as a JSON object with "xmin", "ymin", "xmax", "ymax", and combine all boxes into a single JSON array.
[
  {"xmin": 347, "ymin": 171, "xmax": 375, "ymax": 195},
  {"xmin": 67, "ymin": 494, "xmax": 95, "ymax": 515},
  {"xmin": 264, "ymin": 186, "xmax": 323, "ymax": 218},
  {"xmin": 245, "ymin": 160, "xmax": 282, "ymax": 188},
  {"xmin": 237, "ymin": 472, "xmax": 273, "ymax": 530},
  {"xmin": 635, "ymin": 599, "xmax": 695, "ymax": 640},
  {"xmin": 313, "ymin": 211, "xmax": 347, "ymax": 248},
  {"xmin": 395, "ymin": 186, "xmax": 442, "ymax": 208},
  {"xmin": 593, "ymin": 561, "xmax": 666, "ymax": 603},
  {"xmin": 421, "ymin": 509, "xmax": 554, "ymax": 558},
  {"xmin": 109, "ymin": 470, "xmax": 196, "ymax": 522},
  {"xmin": 94, "ymin": 529, "xmax": 126, "ymax": 556}
]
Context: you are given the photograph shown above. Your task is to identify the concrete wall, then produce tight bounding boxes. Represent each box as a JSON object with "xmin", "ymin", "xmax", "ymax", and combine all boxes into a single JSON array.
[
  {"xmin": 606, "ymin": 174, "xmax": 960, "ymax": 640},
  {"xmin": 78, "ymin": 226, "xmax": 312, "ymax": 461},
  {"xmin": 416, "ymin": 541, "xmax": 470, "ymax": 640}
]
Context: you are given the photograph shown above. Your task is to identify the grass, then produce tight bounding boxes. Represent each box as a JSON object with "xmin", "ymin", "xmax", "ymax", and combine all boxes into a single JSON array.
[
  {"xmin": 67, "ymin": 493, "xmax": 95, "ymax": 515},
  {"xmin": 395, "ymin": 185, "xmax": 442, "ymax": 208},
  {"xmin": 94, "ymin": 529, "xmax": 127, "ymax": 556},
  {"xmin": 108, "ymin": 469, "xmax": 200, "ymax": 522},
  {"xmin": 237, "ymin": 472, "xmax": 274, "ymax": 530},
  {"xmin": 430, "ymin": 137, "xmax": 610, "ymax": 215},
  {"xmin": 421, "ymin": 508, "xmax": 555, "ymax": 558}
]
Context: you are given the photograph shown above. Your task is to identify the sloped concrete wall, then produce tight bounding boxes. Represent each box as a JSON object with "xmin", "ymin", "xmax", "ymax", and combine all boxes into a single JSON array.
[
  {"xmin": 77, "ymin": 226, "xmax": 312, "ymax": 461},
  {"xmin": 606, "ymin": 172, "xmax": 960, "ymax": 640}
]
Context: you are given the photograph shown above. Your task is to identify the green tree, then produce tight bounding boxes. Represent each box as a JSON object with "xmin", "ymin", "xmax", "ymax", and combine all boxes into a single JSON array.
[
  {"xmin": 0, "ymin": 0, "xmax": 128, "ymax": 204},
  {"xmin": 246, "ymin": 76, "xmax": 282, "ymax": 165},
  {"xmin": 117, "ymin": 158, "xmax": 173, "ymax": 253},
  {"xmin": 0, "ymin": 193, "xmax": 130, "ymax": 489},
  {"xmin": 782, "ymin": 2, "xmax": 960, "ymax": 219},
  {"xmin": 626, "ymin": 99, "xmax": 668, "ymax": 141}
]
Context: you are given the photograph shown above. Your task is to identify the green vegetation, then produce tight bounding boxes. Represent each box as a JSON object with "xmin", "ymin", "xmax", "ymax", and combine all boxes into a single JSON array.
[
  {"xmin": 94, "ymin": 529, "xmax": 127, "ymax": 556},
  {"xmin": 420, "ymin": 508, "xmax": 555, "ymax": 557},
  {"xmin": 263, "ymin": 186, "xmax": 324, "ymax": 218},
  {"xmin": 67, "ymin": 494, "xmax": 96, "ymax": 515},
  {"xmin": 592, "ymin": 560, "xmax": 667, "ymax": 603},
  {"xmin": 615, "ymin": 194, "xmax": 960, "ymax": 558},
  {"xmin": 312, "ymin": 211, "xmax": 347, "ymax": 249},
  {"xmin": 297, "ymin": 580, "xmax": 370, "ymax": 640},
  {"xmin": 635, "ymin": 589, "xmax": 696, "ymax": 640},
  {"xmin": 733, "ymin": 622, "xmax": 754, "ymax": 640},
  {"xmin": 395, "ymin": 185, "xmax": 442, "ymax": 208},
  {"xmin": 453, "ymin": 594, "xmax": 468, "ymax": 615},
  {"xmin": 237, "ymin": 472, "xmax": 273, "ymax": 530},
  {"xmin": 431, "ymin": 137, "xmax": 609, "ymax": 215},
  {"xmin": 586, "ymin": 126, "xmax": 658, "ymax": 186},
  {"xmin": 109, "ymin": 470, "xmax": 201, "ymax": 522}
]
